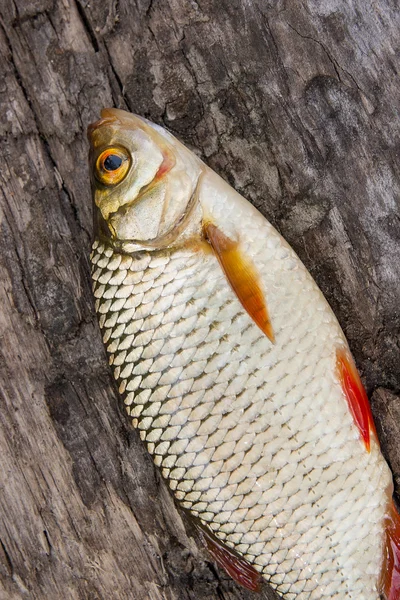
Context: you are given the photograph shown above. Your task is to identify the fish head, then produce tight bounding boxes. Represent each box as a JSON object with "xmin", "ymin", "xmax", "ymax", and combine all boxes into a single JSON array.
[{"xmin": 87, "ymin": 108, "xmax": 203, "ymax": 249}]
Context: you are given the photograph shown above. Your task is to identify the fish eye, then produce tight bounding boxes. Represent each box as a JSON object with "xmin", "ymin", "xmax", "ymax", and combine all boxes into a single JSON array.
[
  {"xmin": 104, "ymin": 154, "xmax": 122, "ymax": 171},
  {"xmin": 95, "ymin": 147, "xmax": 131, "ymax": 186}
]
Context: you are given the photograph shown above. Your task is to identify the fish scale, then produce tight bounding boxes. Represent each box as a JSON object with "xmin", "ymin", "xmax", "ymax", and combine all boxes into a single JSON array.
[{"xmin": 91, "ymin": 231, "xmax": 389, "ymax": 600}]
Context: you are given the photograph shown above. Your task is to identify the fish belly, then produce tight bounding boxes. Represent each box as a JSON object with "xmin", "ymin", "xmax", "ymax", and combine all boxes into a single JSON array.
[{"xmin": 91, "ymin": 224, "xmax": 391, "ymax": 599}]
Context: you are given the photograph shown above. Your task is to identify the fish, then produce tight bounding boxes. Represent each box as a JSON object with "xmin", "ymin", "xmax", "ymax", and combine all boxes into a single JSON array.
[{"xmin": 87, "ymin": 107, "xmax": 400, "ymax": 599}]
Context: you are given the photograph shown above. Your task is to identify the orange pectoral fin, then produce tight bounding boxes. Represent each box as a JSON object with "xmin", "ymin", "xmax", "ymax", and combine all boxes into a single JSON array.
[
  {"xmin": 204, "ymin": 222, "xmax": 274, "ymax": 343},
  {"xmin": 336, "ymin": 348, "xmax": 377, "ymax": 452},
  {"xmin": 381, "ymin": 501, "xmax": 400, "ymax": 600},
  {"xmin": 194, "ymin": 520, "xmax": 263, "ymax": 592}
]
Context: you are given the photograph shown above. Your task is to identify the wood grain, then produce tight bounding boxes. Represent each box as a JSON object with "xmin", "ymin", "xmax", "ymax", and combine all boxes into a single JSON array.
[{"xmin": 0, "ymin": 1, "xmax": 399, "ymax": 598}]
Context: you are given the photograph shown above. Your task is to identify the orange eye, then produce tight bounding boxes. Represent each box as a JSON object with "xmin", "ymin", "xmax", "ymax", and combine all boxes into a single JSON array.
[{"xmin": 95, "ymin": 147, "xmax": 131, "ymax": 185}]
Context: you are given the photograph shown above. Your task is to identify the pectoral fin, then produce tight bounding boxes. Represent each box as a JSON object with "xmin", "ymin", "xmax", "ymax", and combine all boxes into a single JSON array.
[{"xmin": 204, "ymin": 222, "xmax": 275, "ymax": 343}]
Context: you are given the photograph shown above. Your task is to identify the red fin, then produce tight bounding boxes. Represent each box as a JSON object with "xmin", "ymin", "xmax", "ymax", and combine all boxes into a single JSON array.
[
  {"xmin": 204, "ymin": 222, "xmax": 274, "ymax": 343},
  {"xmin": 336, "ymin": 348, "xmax": 377, "ymax": 452},
  {"xmin": 381, "ymin": 501, "xmax": 400, "ymax": 600},
  {"xmin": 195, "ymin": 520, "xmax": 263, "ymax": 592}
]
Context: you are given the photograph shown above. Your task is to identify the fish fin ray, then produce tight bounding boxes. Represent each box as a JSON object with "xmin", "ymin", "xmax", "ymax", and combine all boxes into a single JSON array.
[
  {"xmin": 381, "ymin": 501, "xmax": 400, "ymax": 600},
  {"xmin": 204, "ymin": 222, "xmax": 274, "ymax": 343},
  {"xmin": 194, "ymin": 520, "xmax": 263, "ymax": 592},
  {"xmin": 336, "ymin": 348, "xmax": 377, "ymax": 452}
]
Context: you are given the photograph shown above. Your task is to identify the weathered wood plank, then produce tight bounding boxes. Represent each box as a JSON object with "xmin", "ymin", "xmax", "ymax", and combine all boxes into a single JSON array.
[{"xmin": 0, "ymin": 0, "xmax": 399, "ymax": 598}]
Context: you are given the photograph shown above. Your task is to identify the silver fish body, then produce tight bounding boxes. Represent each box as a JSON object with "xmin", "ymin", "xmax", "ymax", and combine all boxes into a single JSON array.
[{"xmin": 88, "ymin": 108, "xmax": 398, "ymax": 600}]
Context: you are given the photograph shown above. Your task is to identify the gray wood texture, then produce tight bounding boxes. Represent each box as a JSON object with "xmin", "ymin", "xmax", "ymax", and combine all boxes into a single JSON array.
[{"xmin": 0, "ymin": 1, "xmax": 399, "ymax": 598}]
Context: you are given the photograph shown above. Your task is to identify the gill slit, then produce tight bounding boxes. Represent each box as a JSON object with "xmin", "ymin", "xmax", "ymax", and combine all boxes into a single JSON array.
[{"xmin": 113, "ymin": 171, "xmax": 204, "ymax": 253}]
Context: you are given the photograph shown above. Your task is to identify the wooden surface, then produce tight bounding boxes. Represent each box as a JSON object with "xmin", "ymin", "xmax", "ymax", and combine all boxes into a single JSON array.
[{"xmin": 0, "ymin": 1, "xmax": 399, "ymax": 598}]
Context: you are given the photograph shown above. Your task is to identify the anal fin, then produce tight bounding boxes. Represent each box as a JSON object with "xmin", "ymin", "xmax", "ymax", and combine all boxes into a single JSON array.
[
  {"xmin": 194, "ymin": 520, "xmax": 263, "ymax": 592},
  {"xmin": 381, "ymin": 501, "xmax": 400, "ymax": 600},
  {"xmin": 204, "ymin": 222, "xmax": 274, "ymax": 343}
]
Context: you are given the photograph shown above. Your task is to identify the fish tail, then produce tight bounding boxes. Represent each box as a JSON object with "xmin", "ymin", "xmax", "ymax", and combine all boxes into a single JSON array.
[{"xmin": 381, "ymin": 500, "xmax": 400, "ymax": 600}]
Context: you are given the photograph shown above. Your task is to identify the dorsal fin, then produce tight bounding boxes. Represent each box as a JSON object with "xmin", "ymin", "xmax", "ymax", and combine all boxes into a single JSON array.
[
  {"xmin": 336, "ymin": 348, "xmax": 377, "ymax": 452},
  {"xmin": 194, "ymin": 519, "xmax": 263, "ymax": 592},
  {"xmin": 381, "ymin": 501, "xmax": 400, "ymax": 600},
  {"xmin": 204, "ymin": 222, "xmax": 274, "ymax": 343}
]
